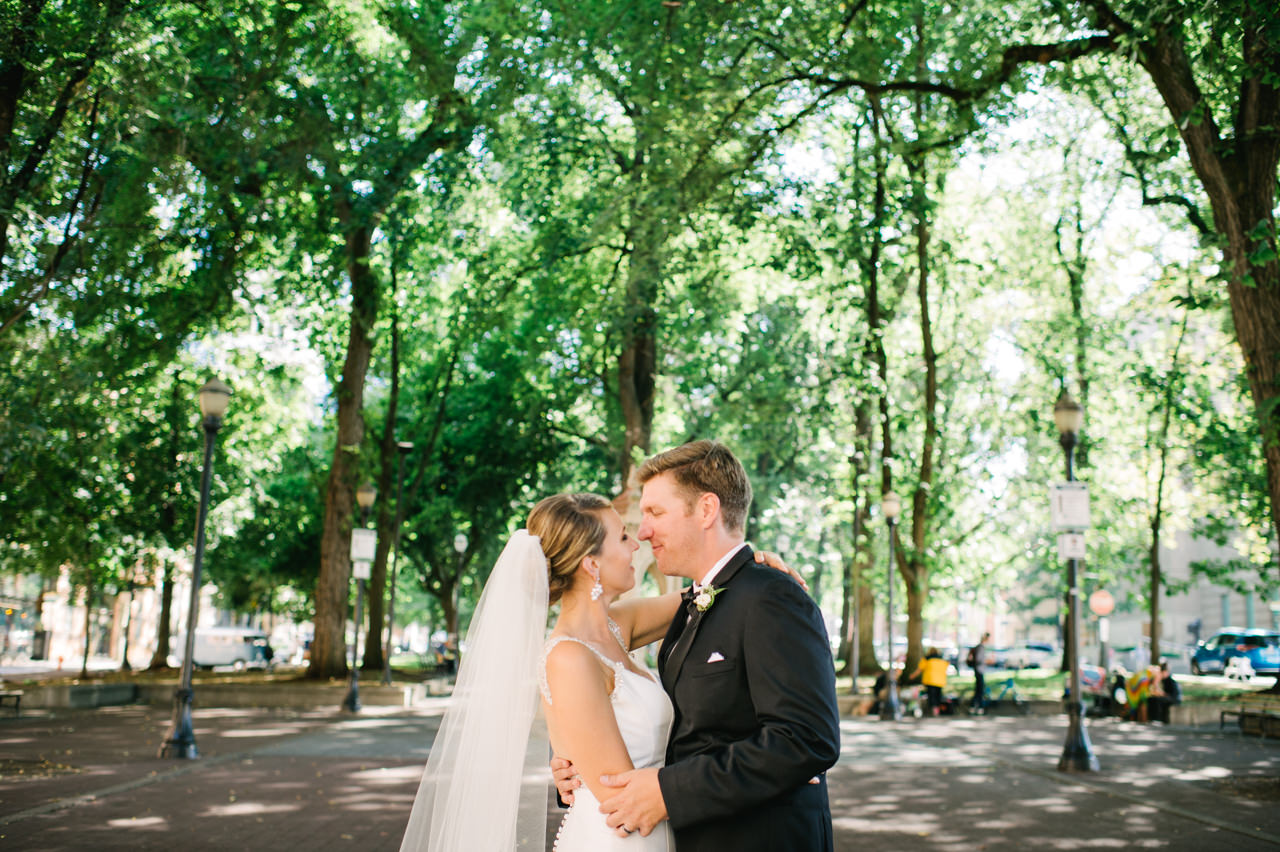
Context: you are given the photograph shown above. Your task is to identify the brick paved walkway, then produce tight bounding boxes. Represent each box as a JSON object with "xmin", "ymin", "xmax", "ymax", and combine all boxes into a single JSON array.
[{"xmin": 2, "ymin": 702, "xmax": 1277, "ymax": 850}]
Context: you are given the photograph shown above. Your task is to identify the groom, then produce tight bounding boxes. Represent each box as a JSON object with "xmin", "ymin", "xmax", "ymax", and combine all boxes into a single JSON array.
[{"xmin": 561, "ymin": 440, "xmax": 841, "ymax": 851}]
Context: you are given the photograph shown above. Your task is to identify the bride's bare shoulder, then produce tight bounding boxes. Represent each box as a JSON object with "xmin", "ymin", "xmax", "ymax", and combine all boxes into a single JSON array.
[
  {"xmin": 543, "ymin": 637, "xmax": 611, "ymax": 679},
  {"xmin": 542, "ymin": 636, "xmax": 615, "ymax": 706}
]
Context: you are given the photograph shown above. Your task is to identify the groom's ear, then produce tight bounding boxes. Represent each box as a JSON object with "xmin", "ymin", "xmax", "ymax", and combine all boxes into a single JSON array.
[{"xmin": 697, "ymin": 492, "xmax": 721, "ymax": 530}]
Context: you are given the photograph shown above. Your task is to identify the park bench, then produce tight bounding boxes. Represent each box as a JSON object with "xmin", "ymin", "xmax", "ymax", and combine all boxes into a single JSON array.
[
  {"xmin": 0, "ymin": 686, "xmax": 22, "ymax": 717},
  {"xmin": 1219, "ymin": 693, "xmax": 1280, "ymax": 738}
]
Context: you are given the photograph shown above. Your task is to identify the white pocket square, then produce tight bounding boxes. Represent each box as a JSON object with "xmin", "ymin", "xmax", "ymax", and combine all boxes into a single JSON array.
[{"xmin": 706, "ymin": 652, "xmax": 725, "ymax": 663}]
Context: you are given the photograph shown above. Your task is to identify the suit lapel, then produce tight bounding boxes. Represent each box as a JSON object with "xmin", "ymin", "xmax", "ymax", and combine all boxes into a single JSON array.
[
  {"xmin": 658, "ymin": 599, "xmax": 687, "ymax": 677},
  {"xmin": 660, "ymin": 545, "xmax": 754, "ymax": 693},
  {"xmin": 661, "ymin": 608, "xmax": 704, "ymax": 692}
]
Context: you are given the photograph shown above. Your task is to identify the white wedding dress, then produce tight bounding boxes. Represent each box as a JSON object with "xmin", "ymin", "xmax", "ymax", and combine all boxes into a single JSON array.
[{"xmin": 540, "ymin": 633, "xmax": 675, "ymax": 852}]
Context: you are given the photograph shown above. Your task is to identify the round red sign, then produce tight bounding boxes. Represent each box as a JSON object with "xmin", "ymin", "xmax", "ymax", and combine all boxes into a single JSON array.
[{"xmin": 1088, "ymin": 589, "xmax": 1115, "ymax": 616}]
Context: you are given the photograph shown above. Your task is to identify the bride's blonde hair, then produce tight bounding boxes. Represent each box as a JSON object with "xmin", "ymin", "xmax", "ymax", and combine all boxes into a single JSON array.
[{"xmin": 527, "ymin": 492, "xmax": 611, "ymax": 604}]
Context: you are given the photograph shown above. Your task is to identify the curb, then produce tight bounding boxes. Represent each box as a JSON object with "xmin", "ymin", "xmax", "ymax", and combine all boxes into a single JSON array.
[{"xmin": 10, "ymin": 677, "xmax": 455, "ymax": 711}]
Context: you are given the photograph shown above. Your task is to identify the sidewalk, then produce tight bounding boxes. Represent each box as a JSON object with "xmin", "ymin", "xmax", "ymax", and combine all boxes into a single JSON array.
[
  {"xmin": 2, "ymin": 704, "xmax": 1277, "ymax": 850},
  {"xmin": 0, "ymin": 656, "xmax": 121, "ymax": 680},
  {"xmin": 831, "ymin": 714, "xmax": 1280, "ymax": 850}
]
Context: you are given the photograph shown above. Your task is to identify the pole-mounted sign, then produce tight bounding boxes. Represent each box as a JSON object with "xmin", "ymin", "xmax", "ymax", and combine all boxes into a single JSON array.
[
  {"xmin": 351, "ymin": 529, "xmax": 377, "ymax": 562},
  {"xmin": 1057, "ymin": 532, "xmax": 1086, "ymax": 560},
  {"xmin": 1050, "ymin": 481, "xmax": 1090, "ymax": 531}
]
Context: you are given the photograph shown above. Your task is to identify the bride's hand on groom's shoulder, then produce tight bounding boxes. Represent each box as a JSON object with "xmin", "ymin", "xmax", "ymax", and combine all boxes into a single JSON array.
[
  {"xmin": 550, "ymin": 756, "xmax": 580, "ymax": 805},
  {"xmin": 755, "ymin": 550, "xmax": 809, "ymax": 592}
]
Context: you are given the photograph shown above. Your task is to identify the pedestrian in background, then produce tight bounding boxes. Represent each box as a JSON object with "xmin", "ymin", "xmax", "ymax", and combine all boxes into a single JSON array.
[
  {"xmin": 912, "ymin": 647, "xmax": 949, "ymax": 715},
  {"xmin": 967, "ymin": 632, "xmax": 989, "ymax": 714},
  {"xmin": 1148, "ymin": 661, "xmax": 1182, "ymax": 723}
]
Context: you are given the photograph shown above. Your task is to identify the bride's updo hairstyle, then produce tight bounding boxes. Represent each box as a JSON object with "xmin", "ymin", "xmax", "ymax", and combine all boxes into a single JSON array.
[{"xmin": 527, "ymin": 492, "xmax": 612, "ymax": 604}]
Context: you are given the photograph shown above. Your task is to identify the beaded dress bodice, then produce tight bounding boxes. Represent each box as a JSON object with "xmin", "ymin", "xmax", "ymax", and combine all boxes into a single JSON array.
[{"xmin": 539, "ymin": 621, "xmax": 674, "ymax": 852}]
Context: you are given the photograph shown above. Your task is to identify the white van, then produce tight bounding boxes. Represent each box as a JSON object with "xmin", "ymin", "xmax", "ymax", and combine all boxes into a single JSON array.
[{"xmin": 177, "ymin": 627, "xmax": 274, "ymax": 670}]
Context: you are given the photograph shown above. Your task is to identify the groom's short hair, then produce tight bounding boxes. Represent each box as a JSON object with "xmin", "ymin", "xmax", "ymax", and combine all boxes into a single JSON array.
[{"xmin": 638, "ymin": 440, "xmax": 753, "ymax": 533}]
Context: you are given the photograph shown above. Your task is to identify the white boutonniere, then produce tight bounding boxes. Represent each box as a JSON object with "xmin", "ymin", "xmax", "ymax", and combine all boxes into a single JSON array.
[{"xmin": 694, "ymin": 586, "xmax": 723, "ymax": 612}]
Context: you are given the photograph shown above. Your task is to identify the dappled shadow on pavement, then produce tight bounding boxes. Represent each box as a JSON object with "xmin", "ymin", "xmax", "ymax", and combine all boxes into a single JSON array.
[
  {"xmin": 7, "ymin": 756, "xmax": 422, "ymax": 851},
  {"xmin": 830, "ymin": 715, "xmax": 1280, "ymax": 851},
  {"xmin": 3, "ymin": 706, "xmax": 1278, "ymax": 850},
  {"xmin": 0, "ymin": 705, "xmax": 444, "ymax": 851}
]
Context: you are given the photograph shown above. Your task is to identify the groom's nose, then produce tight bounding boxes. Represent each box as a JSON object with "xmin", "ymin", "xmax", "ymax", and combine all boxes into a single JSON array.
[{"xmin": 637, "ymin": 520, "xmax": 653, "ymax": 540}]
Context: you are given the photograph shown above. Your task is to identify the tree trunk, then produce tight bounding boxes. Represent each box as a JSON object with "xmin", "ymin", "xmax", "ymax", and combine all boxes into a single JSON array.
[
  {"xmin": 311, "ymin": 223, "xmax": 380, "ymax": 679},
  {"xmin": 866, "ymin": 97, "xmax": 894, "ymax": 505},
  {"xmin": 865, "ymin": 95, "xmax": 900, "ymax": 677},
  {"xmin": 80, "ymin": 582, "xmax": 93, "ymax": 678},
  {"xmin": 1149, "ymin": 534, "xmax": 1162, "ymax": 665},
  {"xmin": 149, "ymin": 378, "xmax": 185, "ymax": 670},
  {"xmin": 1126, "ymin": 19, "xmax": 1280, "ymax": 557},
  {"xmin": 899, "ymin": 126, "xmax": 938, "ymax": 677},
  {"xmin": 1148, "ymin": 310, "xmax": 1187, "ymax": 665},
  {"xmin": 34, "ymin": 576, "xmax": 47, "ymax": 633},
  {"xmin": 857, "ymin": 581, "xmax": 879, "ymax": 675},
  {"xmin": 1010, "ymin": 13, "xmax": 1280, "ymax": 558},
  {"xmin": 611, "ymin": 210, "xmax": 663, "ymax": 552},
  {"xmin": 905, "ymin": 578, "xmax": 926, "ymax": 673},
  {"xmin": 363, "ymin": 305, "xmax": 403, "ymax": 671},
  {"xmin": 1224, "ymin": 220, "xmax": 1280, "ymax": 557},
  {"xmin": 837, "ymin": 553, "xmax": 854, "ymax": 674},
  {"xmin": 120, "ymin": 588, "xmax": 133, "ymax": 671},
  {"xmin": 617, "ymin": 216, "xmax": 662, "ymax": 476},
  {"xmin": 148, "ymin": 558, "xmax": 174, "ymax": 669},
  {"xmin": 441, "ymin": 578, "xmax": 459, "ymax": 642},
  {"xmin": 810, "ymin": 528, "xmax": 826, "ymax": 605},
  {"xmin": 839, "ymin": 401, "xmax": 873, "ymax": 675}
]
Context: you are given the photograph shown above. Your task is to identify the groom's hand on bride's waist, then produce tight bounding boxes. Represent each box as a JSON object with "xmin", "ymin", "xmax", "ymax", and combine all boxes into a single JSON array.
[
  {"xmin": 550, "ymin": 756, "xmax": 581, "ymax": 806},
  {"xmin": 599, "ymin": 768, "xmax": 667, "ymax": 838}
]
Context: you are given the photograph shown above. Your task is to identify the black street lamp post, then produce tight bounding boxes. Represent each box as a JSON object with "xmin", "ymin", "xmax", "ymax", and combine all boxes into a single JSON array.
[
  {"xmin": 159, "ymin": 378, "xmax": 231, "ymax": 759},
  {"xmin": 1055, "ymin": 391, "xmax": 1099, "ymax": 772},
  {"xmin": 446, "ymin": 533, "xmax": 467, "ymax": 670},
  {"xmin": 382, "ymin": 441, "xmax": 412, "ymax": 686},
  {"xmin": 1098, "ymin": 611, "xmax": 1110, "ymax": 671},
  {"xmin": 880, "ymin": 491, "xmax": 902, "ymax": 722},
  {"xmin": 342, "ymin": 483, "xmax": 377, "ymax": 713}
]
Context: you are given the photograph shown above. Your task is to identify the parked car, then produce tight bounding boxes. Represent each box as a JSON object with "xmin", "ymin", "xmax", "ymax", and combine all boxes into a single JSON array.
[
  {"xmin": 1005, "ymin": 641, "xmax": 1059, "ymax": 669},
  {"xmin": 872, "ymin": 639, "xmax": 910, "ymax": 666},
  {"xmin": 1190, "ymin": 628, "xmax": 1280, "ymax": 675},
  {"xmin": 983, "ymin": 646, "xmax": 1013, "ymax": 669},
  {"xmin": 936, "ymin": 643, "xmax": 961, "ymax": 675},
  {"xmin": 175, "ymin": 627, "xmax": 274, "ymax": 670}
]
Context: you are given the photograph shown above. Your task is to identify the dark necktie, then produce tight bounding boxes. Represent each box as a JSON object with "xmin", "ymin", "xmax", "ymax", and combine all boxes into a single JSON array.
[
  {"xmin": 681, "ymin": 587, "xmax": 699, "ymax": 619},
  {"xmin": 667, "ymin": 588, "xmax": 702, "ymax": 666}
]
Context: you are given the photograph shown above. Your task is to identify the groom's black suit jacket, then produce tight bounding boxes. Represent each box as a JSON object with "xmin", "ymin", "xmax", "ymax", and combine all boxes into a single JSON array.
[{"xmin": 656, "ymin": 545, "xmax": 840, "ymax": 852}]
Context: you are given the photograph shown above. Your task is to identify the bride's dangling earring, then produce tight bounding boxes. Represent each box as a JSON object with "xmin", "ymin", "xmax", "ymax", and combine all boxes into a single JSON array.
[{"xmin": 590, "ymin": 571, "xmax": 604, "ymax": 601}]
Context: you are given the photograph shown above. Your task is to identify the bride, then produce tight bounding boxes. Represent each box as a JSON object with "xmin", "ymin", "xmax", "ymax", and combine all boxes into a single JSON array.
[{"xmin": 400, "ymin": 492, "xmax": 794, "ymax": 851}]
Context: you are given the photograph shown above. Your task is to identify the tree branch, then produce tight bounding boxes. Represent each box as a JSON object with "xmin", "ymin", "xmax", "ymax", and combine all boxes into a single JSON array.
[
  {"xmin": 0, "ymin": 90, "xmax": 104, "ymax": 335},
  {"xmin": 786, "ymin": 33, "xmax": 1118, "ymax": 105},
  {"xmin": 1099, "ymin": 94, "xmax": 1216, "ymax": 238}
]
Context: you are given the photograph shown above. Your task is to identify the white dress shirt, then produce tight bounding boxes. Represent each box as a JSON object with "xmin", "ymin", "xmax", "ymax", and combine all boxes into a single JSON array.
[{"xmin": 694, "ymin": 542, "xmax": 747, "ymax": 591}]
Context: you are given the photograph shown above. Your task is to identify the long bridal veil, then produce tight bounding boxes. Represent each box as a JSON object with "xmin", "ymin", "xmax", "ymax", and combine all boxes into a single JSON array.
[{"xmin": 400, "ymin": 530, "xmax": 550, "ymax": 851}]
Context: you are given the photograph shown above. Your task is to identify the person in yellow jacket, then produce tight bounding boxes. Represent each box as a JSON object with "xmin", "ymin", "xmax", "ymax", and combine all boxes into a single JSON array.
[{"xmin": 912, "ymin": 647, "xmax": 949, "ymax": 715}]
